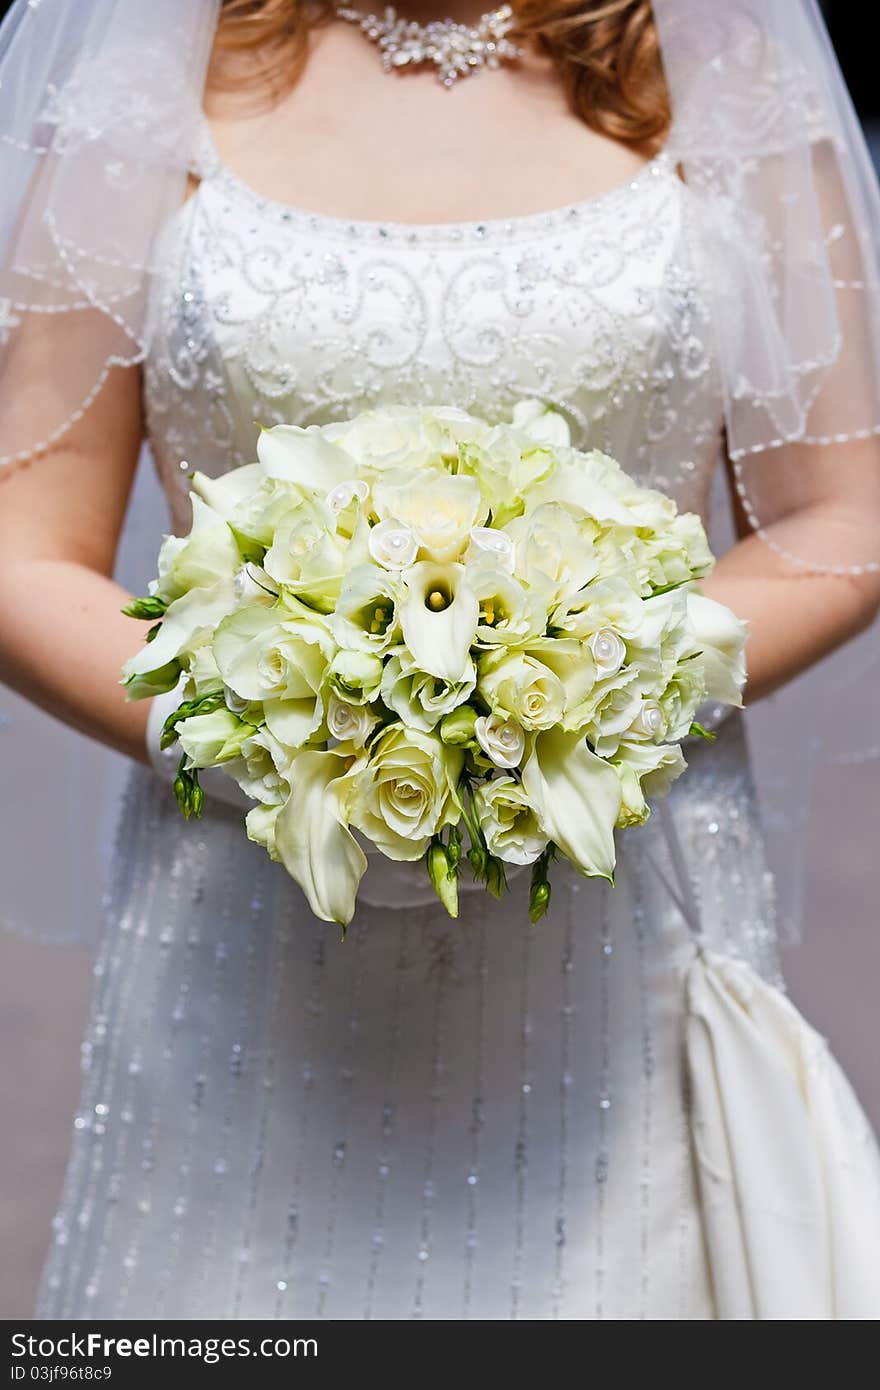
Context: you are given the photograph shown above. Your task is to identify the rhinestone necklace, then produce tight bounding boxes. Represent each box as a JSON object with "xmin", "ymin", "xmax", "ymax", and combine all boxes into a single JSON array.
[{"xmin": 335, "ymin": 5, "xmax": 523, "ymax": 87}]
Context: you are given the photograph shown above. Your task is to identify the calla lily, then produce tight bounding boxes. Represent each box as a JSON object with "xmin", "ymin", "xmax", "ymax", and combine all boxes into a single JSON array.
[
  {"xmin": 257, "ymin": 423, "xmax": 356, "ymax": 492},
  {"xmin": 520, "ymin": 726, "xmax": 621, "ymax": 881},
  {"xmin": 122, "ymin": 580, "xmax": 237, "ymax": 680},
  {"xmin": 190, "ymin": 465, "xmax": 264, "ymax": 520},
  {"xmin": 274, "ymin": 750, "xmax": 368, "ymax": 926},
  {"xmin": 686, "ymin": 592, "xmax": 748, "ymax": 706},
  {"xmin": 398, "ymin": 562, "xmax": 479, "ymax": 682}
]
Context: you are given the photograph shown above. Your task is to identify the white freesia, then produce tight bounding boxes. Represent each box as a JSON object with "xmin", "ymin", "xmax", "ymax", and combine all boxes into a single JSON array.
[
  {"xmin": 367, "ymin": 517, "xmax": 419, "ymax": 570},
  {"xmin": 177, "ymin": 709, "xmax": 253, "ymax": 767},
  {"xmin": 520, "ymin": 727, "xmax": 622, "ymax": 880},
  {"xmin": 686, "ymin": 592, "xmax": 748, "ymax": 706},
  {"xmin": 381, "ymin": 649, "xmax": 476, "ymax": 732},
  {"xmin": 373, "ymin": 470, "xmax": 484, "ymax": 561},
  {"xmin": 474, "ymin": 713, "xmax": 525, "ymax": 768},
  {"xmin": 612, "ymin": 741, "xmax": 687, "ymax": 828},
  {"xmin": 331, "ymin": 564, "xmax": 402, "ymax": 657},
  {"xmin": 474, "ymin": 775, "xmax": 548, "ymax": 865},
  {"xmin": 470, "ymin": 568, "xmax": 545, "ymax": 647},
  {"xmin": 326, "ymin": 693, "xmax": 377, "ymax": 746},
  {"xmin": 398, "ymin": 562, "xmax": 479, "ymax": 682},
  {"xmin": 325, "ymin": 649, "xmax": 384, "ymax": 705}
]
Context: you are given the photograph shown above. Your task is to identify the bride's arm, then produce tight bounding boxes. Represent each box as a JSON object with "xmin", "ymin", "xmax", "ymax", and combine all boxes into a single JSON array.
[
  {"xmin": 0, "ymin": 365, "xmax": 155, "ymax": 763},
  {"xmin": 700, "ymin": 435, "xmax": 880, "ymax": 702}
]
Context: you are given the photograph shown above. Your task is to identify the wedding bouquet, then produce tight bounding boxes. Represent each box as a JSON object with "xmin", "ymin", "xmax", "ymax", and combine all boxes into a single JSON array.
[{"xmin": 122, "ymin": 402, "xmax": 746, "ymax": 928}]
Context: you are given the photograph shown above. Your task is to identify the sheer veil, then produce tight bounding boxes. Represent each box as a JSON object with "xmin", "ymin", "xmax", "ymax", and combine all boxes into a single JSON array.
[{"xmin": 0, "ymin": 0, "xmax": 878, "ymax": 949}]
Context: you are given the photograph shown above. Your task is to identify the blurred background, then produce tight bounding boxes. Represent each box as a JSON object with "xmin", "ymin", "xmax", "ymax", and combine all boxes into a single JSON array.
[{"xmin": 0, "ymin": 0, "xmax": 878, "ymax": 1319}]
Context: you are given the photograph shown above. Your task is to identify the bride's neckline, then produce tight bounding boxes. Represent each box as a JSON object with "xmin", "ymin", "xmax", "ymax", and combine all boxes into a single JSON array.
[{"xmin": 196, "ymin": 122, "xmax": 677, "ymax": 245}]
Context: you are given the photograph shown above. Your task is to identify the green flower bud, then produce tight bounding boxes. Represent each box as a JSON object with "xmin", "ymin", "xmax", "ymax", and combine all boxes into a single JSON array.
[
  {"xmin": 485, "ymin": 855, "xmax": 507, "ymax": 900},
  {"xmin": 121, "ymin": 595, "xmax": 168, "ymax": 621},
  {"xmin": 528, "ymin": 878, "xmax": 551, "ymax": 924},
  {"xmin": 427, "ymin": 839, "xmax": 459, "ymax": 919},
  {"xmin": 439, "ymin": 705, "xmax": 479, "ymax": 746}
]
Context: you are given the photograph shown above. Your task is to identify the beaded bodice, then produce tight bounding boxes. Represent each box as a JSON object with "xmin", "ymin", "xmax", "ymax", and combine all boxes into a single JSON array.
[{"xmin": 144, "ymin": 145, "xmax": 724, "ymax": 533}]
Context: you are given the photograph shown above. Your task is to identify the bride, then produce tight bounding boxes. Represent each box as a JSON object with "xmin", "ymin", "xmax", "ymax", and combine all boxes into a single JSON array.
[{"xmin": 1, "ymin": 0, "xmax": 879, "ymax": 1320}]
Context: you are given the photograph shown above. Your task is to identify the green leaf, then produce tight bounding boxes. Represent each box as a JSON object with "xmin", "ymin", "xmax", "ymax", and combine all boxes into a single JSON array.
[
  {"xmin": 689, "ymin": 721, "xmax": 717, "ymax": 742},
  {"xmin": 121, "ymin": 595, "xmax": 168, "ymax": 620}
]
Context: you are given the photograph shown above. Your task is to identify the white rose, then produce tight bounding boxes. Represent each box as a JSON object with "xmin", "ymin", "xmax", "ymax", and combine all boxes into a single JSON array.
[
  {"xmin": 336, "ymin": 724, "xmax": 463, "ymax": 861},
  {"xmin": 474, "ymin": 713, "xmax": 525, "ymax": 768},
  {"xmin": 326, "ymin": 693, "xmax": 377, "ymax": 746},
  {"xmin": 473, "ymin": 775, "xmax": 548, "ymax": 865},
  {"xmin": 322, "ymin": 407, "xmax": 446, "ymax": 475},
  {"xmin": 477, "ymin": 650, "xmax": 565, "ymax": 731},
  {"xmin": 373, "ymin": 469, "xmax": 485, "ymax": 562},
  {"xmin": 367, "ymin": 518, "xmax": 419, "ymax": 570}
]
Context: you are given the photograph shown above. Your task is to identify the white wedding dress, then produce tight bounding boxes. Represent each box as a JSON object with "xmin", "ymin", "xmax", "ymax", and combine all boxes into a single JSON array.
[{"xmin": 36, "ymin": 135, "xmax": 880, "ymax": 1320}]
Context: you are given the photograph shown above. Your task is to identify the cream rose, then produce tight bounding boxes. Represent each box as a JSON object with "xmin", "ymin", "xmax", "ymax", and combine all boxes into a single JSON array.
[
  {"xmin": 477, "ymin": 650, "xmax": 565, "ymax": 731},
  {"xmin": 473, "ymin": 775, "xmax": 548, "ymax": 865},
  {"xmin": 337, "ymin": 725, "xmax": 463, "ymax": 861}
]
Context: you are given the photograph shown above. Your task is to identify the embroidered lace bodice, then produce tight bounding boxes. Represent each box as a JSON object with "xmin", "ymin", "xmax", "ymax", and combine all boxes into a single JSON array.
[{"xmin": 144, "ymin": 146, "xmax": 723, "ymax": 533}]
